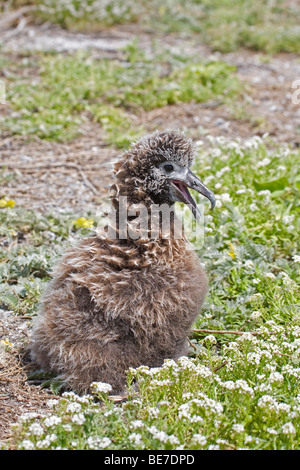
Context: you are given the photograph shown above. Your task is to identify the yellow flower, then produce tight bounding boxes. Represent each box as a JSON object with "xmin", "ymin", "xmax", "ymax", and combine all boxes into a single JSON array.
[
  {"xmin": 73, "ymin": 217, "xmax": 94, "ymax": 229},
  {"xmin": 0, "ymin": 198, "xmax": 15, "ymax": 208},
  {"xmin": 228, "ymin": 243, "xmax": 236, "ymax": 259},
  {"xmin": 6, "ymin": 199, "xmax": 16, "ymax": 208},
  {"xmin": 1, "ymin": 338, "xmax": 13, "ymax": 348}
]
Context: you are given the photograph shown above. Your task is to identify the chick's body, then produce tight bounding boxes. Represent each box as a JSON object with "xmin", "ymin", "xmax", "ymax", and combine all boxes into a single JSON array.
[{"xmin": 30, "ymin": 131, "xmax": 211, "ymax": 394}]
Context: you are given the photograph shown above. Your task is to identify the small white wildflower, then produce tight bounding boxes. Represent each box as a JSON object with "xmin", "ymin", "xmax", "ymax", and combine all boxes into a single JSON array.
[
  {"xmin": 28, "ymin": 422, "xmax": 44, "ymax": 436},
  {"xmin": 148, "ymin": 426, "xmax": 169, "ymax": 443},
  {"xmin": 250, "ymin": 311, "xmax": 261, "ymax": 321},
  {"xmin": 208, "ymin": 444, "xmax": 220, "ymax": 450},
  {"xmin": 66, "ymin": 402, "xmax": 82, "ymax": 414},
  {"xmin": 62, "ymin": 391, "xmax": 79, "ymax": 400},
  {"xmin": 221, "ymin": 380, "xmax": 236, "ymax": 391},
  {"xmin": 91, "ymin": 381, "xmax": 112, "ymax": 394},
  {"xmin": 232, "ymin": 424, "xmax": 245, "ymax": 433},
  {"xmin": 257, "ymin": 395, "xmax": 278, "ymax": 409},
  {"xmin": 281, "ymin": 422, "xmax": 296, "ymax": 435},
  {"xmin": 282, "ymin": 214, "xmax": 295, "ymax": 225},
  {"xmin": 147, "ymin": 407, "xmax": 159, "ymax": 418},
  {"xmin": 292, "ymin": 255, "xmax": 300, "ymax": 263},
  {"xmin": 130, "ymin": 420, "xmax": 144, "ymax": 430},
  {"xmin": 192, "ymin": 434, "xmax": 207, "ymax": 446},
  {"xmin": 43, "ymin": 415, "xmax": 62, "ymax": 427},
  {"xmin": 203, "ymin": 334, "xmax": 217, "ymax": 346},
  {"xmin": 247, "ymin": 352, "xmax": 261, "ymax": 365},
  {"xmin": 249, "ymin": 203, "xmax": 258, "ymax": 212},
  {"xmin": 47, "ymin": 399, "xmax": 59, "ymax": 409},
  {"xmin": 128, "ymin": 433, "xmax": 144, "ymax": 446},
  {"xmin": 256, "ymin": 383, "xmax": 272, "ymax": 392},
  {"xmin": 71, "ymin": 413, "xmax": 85, "ymax": 425},
  {"xmin": 268, "ymin": 372, "xmax": 284, "ymax": 384},
  {"xmin": 267, "ymin": 428, "xmax": 278, "ymax": 435},
  {"xmin": 19, "ymin": 412, "xmax": 39, "ymax": 422},
  {"xmin": 87, "ymin": 436, "xmax": 112, "ymax": 449},
  {"xmin": 264, "ymin": 272, "xmax": 276, "ymax": 280},
  {"xmin": 244, "ymin": 260, "xmax": 254, "ymax": 269},
  {"xmin": 257, "ymin": 189, "xmax": 271, "ymax": 197},
  {"xmin": 234, "ymin": 379, "xmax": 254, "ymax": 396},
  {"xmin": 257, "ymin": 157, "xmax": 271, "ymax": 167},
  {"xmin": 20, "ymin": 439, "xmax": 35, "ymax": 450},
  {"xmin": 216, "ymin": 166, "xmax": 230, "ymax": 178},
  {"xmin": 221, "ymin": 192, "xmax": 232, "ymax": 203}
]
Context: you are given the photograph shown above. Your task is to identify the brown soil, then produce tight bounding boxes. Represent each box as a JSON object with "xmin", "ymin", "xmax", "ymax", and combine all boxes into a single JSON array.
[{"xmin": 0, "ymin": 21, "xmax": 299, "ymax": 447}]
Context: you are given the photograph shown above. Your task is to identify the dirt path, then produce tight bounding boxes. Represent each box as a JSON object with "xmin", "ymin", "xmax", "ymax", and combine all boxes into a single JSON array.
[{"xmin": 0, "ymin": 23, "xmax": 299, "ymax": 446}]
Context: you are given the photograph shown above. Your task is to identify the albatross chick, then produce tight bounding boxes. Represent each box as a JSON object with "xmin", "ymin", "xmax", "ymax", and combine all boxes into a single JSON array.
[{"xmin": 30, "ymin": 130, "xmax": 215, "ymax": 394}]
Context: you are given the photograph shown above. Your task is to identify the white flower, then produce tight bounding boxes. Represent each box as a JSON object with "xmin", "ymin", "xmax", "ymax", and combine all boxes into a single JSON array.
[
  {"xmin": 292, "ymin": 255, "xmax": 300, "ymax": 263},
  {"xmin": 91, "ymin": 381, "xmax": 112, "ymax": 394},
  {"xmin": 47, "ymin": 399, "xmax": 59, "ymax": 409},
  {"xmin": 247, "ymin": 352, "xmax": 261, "ymax": 365},
  {"xmin": 221, "ymin": 192, "xmax": 232, "ymax": 203},
  {"xmin": 66, "ymin": 402, "xmax": 82, "ymax": 414},
  {"xmin": 282, "ymin": 214, "xmax": 295, "ymax": 225},
  {"xmin": 250, "ymin": 311, "xmax": 261, "ymax": 321},
  {"xmin": 268, "ymin": 372, "xmax": 284, "ymax": 384},
  {"xmin": 257, "ymin": 189, "xmax": 271, "ymax": 197},
  {"xmin": 129, "ymin": 433, "xmax": 144, "ymax": 446},
  {"xmin": 20, "ymin": 439, "xmax": 35, "ymax": 450},
  {"xmin": 264, "ymin": 272, "xmax": 276, "ymax": 280},
  {"xmin": 130, "ymin": 420, "xmax": 144, "ymax": 430},
  {"xmin": 244, "ymin": 260, "xmax": 254, "ymax": 269},
  {"xmin": 203, "ymin": 334, "xmax": 217, "ymax": 346},
  {"xmin": 19, "ymin": 412, "xmax": 39, "ymax": 422},
  {"xmin": 71, "ymin": 413, "xmax": 85, "ymax": 425},
  {"xmin": 281, "ymin": 422, "xmax": 296, "ymax": 435},
  {"xmin": 192, "ymin": 434, "xmax": 207, "ymax": 446},
  {"xmin": 216, "ymin": 167, "xmax": 230, "ymax": 178},
  {"xmin": 249, "ymin": 203, "xmax": 258, "ymax": 212},
  {"xmin": 232, "ymin": 424, "xmax": 245, "ymax": 433},
  {"xmin": 43, "ymin": 415, "xmax": 62, "ymax": 427},
  {"xmin": 257, "ymin": 157, "xmax": 271, "ymax": 167},
  {"xmin": 28, "ymin": 423, "xmax": 44, "ymax": 436},
  {"xmin": 267, "ymin": 428, "xmax": 278, "ymax": 435},
  {"xmin": 221, "ymin": 380, "xmax": 236, "ymax": 390}
]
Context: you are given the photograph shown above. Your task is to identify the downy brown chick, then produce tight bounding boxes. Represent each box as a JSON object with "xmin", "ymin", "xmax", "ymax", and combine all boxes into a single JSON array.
[{"xmin": 30, "ymin": 130, "xmax": 215, "ymax": 394}]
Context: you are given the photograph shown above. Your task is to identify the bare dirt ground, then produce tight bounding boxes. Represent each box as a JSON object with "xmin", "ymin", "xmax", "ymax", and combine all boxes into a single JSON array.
[{"xmin": 0, "ymin": 21, "xmax": 300, "ymax": 446}]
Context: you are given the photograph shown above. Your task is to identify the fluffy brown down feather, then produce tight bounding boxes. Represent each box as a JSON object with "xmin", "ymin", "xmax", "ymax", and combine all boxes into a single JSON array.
[{"xmin": 30, "ymin": 130, "xmax": 209, "ymax": 394}]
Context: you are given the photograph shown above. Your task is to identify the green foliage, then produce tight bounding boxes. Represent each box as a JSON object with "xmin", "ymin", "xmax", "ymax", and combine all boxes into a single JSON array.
[
  {"xmin": 2, "ymin": 45, "xmax": 241, "ymax": 146},
  {"xmin": 34, "ymin": 0, "xmax": 300, "ymax": 53},
  {"xmin": 11, "ymin": 322, "xmax": 300, "ymax": 449},
  {"xmin": 0, "ymin": 207, "xmax": 96, "ymax": 315}
]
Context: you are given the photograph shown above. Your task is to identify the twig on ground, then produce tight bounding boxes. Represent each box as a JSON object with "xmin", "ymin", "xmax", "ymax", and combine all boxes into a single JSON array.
[
  {"xmin": 191, "ymin": 328, "xmax": 261, "ymax": 336},
  {"xmin": 212, "ymin": 361, "xmax": 228, "ymax": 373}
]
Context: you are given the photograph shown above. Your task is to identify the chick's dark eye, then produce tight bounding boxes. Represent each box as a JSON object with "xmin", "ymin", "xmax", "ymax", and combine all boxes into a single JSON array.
[{"xmin": 164, "ymin": 164, "xmax": 174, "ymax": 173}]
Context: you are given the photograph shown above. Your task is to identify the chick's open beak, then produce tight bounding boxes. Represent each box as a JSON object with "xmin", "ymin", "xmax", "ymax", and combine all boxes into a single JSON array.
[{"xmin": 170, "ymin": 168, "xmax": 215, "ymax": 221}]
